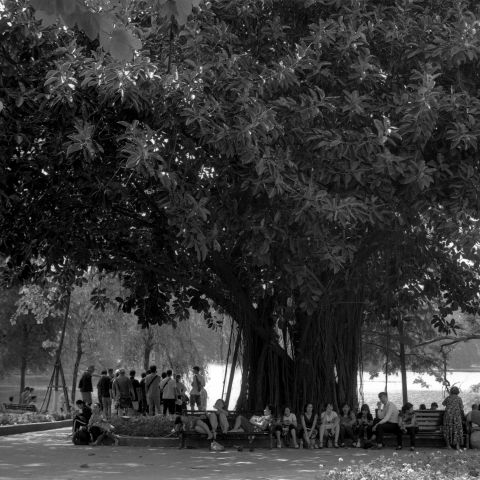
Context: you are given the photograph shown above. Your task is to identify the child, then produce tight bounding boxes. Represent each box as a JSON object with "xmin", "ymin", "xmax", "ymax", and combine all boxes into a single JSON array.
[{"xmin": 88, "ymin": 403, "xmax": 119, "ymax": 446}]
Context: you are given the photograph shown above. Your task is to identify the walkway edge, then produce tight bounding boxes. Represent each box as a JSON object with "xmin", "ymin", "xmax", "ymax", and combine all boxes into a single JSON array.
[{"xmin": 0, "ymin": 419, "xmax": 71, "ymax": 436}]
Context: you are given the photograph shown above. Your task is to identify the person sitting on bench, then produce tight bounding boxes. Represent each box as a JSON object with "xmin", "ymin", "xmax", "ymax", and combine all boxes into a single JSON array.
[
  {"xmin": 318, "ymin": 403, "xmax": 340, "ymax": 448},
  {"xmin": 208, "ymin": 399, "xmax": 230, "ymax": 436},
  {"xmin": 372, "ymin": 392, "xmax": 402, "ymax": 449},
  {"xmin": 229, "ymin": 405, "xmax": 274, "ymax": 433},
  {"xmin": 273, "ymin": 406, "xmax": 299, "ymax": 448},
  {"xmin": 398, "ymin": 402, "xmax": 418, "ymax": 451},
  {"xmin": 466, "ymin": 404, "xmax": 480, "ymax": 448}
]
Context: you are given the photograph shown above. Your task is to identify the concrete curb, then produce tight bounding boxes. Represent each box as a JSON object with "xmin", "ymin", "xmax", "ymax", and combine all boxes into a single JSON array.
[{"xmin": 0, "ymin": 419, "xmax": 71, "ymax": 436}]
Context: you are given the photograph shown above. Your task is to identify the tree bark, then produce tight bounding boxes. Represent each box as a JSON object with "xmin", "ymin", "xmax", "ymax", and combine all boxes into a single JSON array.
[
  {"xmin": 19, "ymin": 320, "xmax": 29, "ymax": 398},
  {"xmin": 71, "ymin": 324, "xmax": 84, "ymax": 404},
  {"xmin": 398, "ymin": 316, "xmax": 408, "ymax": 404}
]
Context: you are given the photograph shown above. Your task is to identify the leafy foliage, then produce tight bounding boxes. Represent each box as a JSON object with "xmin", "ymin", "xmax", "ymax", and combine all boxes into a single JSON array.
[{"xmin": 2, "ymin": 0, "xmax": 480, "ymax": 410}]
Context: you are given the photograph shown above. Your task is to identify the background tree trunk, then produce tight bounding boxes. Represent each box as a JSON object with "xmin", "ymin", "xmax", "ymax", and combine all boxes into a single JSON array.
[
  {"xmin": 19, "ymin": 321, "xmax": 29, "ymax": 398},
  {"xmin": 71, "ymin": 325, "xmax": 84, "ymax": 403}
]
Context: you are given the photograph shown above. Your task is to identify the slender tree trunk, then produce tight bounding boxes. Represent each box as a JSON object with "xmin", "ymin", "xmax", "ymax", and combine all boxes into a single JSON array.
[
  {"xmin": 71, "ymin": 326, "xmax": 84, "ymax": 404},
  {"xmin": 398, "ymin": 316, "xmax": 408, "ymax": 404},
  {"xmin": 19, "ymin": 355, "xmax": 27, "ymax": 399},
  {"xmin": 19, "ymin": 321, "xmax": 28, "ymax": 398}
]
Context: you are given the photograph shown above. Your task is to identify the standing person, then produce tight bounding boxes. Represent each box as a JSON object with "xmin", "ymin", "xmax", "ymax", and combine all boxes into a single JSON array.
[
  {"xmin": 145, "ymin": 366, "xmax": 161, "ymax": 416},
  {"xmin": 159, "ymin": 372, "xmax": 167, "ymax": 409},
  {"xmin": 97, "ymin": 370, "xmax": 112, "ymax": 420},
  {"xmin": 190, "ymin": 366, "xmax": 206, "ymax": 411},
  {"xmin": 175, "ymin": 374, "xmax": 188, "ymax": 414},
  {"xmin": 112, "ymin": 368, "xmax": 134, "ymax": 415},
  {"xmin": 78, "ymin": 365, "xmax": 95, "ymax": 405},
  {"xmin": 442, "ymin": 386, "xmax": 464, "ymax": 450},
  {"xmin": 398, "ymin": 402, "xmax": 418, "ymax": 451},
  {"xmin": 139, "ymin": 372, "xmax": 148, "ymax": 415},
  {"xmin": 298, "ymin": 403, "xmax": 318, "ymax": 449},
  {"xmin": 129, "ymin": 370, "xmax": 141, "ymax": 412},
  {"xmin": 372, "ymin": 392, "xmax": 402, "ymax": 449},
  {"xmin": 160, "ymin": 370, "xmax": 176, "ymax": 415}
]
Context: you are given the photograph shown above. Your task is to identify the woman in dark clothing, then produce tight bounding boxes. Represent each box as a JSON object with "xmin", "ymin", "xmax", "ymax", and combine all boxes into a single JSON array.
[
  {"xmin": 299, "ymin": 403, "xmax": 318, "ymax": 448},
  {"xmin": 355, "ymin": 404, "xmax": 373, "ymax": 447}
]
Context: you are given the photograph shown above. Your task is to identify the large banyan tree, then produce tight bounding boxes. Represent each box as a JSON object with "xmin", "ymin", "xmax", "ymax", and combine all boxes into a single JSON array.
[{"xmin": 1, "ymin": 0, "xmax": 480, "ymax": 412}]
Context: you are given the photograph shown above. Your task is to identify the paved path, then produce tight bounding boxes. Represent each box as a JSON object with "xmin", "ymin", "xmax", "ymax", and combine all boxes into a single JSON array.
[{"xmin": 0, "ymin": 428, "xmax": 457, "ymax": 480}]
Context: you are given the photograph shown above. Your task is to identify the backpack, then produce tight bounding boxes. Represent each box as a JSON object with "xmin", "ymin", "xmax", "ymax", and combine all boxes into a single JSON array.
[{"xmin": 72, "ymin": 427, "xmax": 90, "ymax": 445}]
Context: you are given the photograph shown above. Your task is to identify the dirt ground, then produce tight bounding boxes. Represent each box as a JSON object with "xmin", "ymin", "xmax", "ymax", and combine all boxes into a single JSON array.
[{"xmin": 0, "ymin": 427, "xmax": 468, "ymax": 480}]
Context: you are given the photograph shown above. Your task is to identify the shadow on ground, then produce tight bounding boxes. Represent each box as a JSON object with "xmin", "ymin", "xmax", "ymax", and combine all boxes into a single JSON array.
[{"xmin": 0, "ymin": 427, "xmax": 463, "ymax": 480}]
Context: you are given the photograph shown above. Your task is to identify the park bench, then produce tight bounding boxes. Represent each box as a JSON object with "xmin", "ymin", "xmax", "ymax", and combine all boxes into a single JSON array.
[
  {"xmin": 3, "ymin": 403, "xmax": 38, "ymax": 413},
  {"xmin": 178, "ymin": 411, "xmax": 273, "ymax": 449},
  {"xmin": 381, "ymin": 410, "xmax": 466, "ymax": 448}
]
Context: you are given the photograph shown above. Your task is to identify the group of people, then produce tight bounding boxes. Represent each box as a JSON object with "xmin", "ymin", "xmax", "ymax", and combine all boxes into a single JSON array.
[
  {"xmin": 185, "ymin": 389, "xmax": 476, "ymax": 451},
  {"xmin": 77, "ymin": 364, "xmax": 207, "ymax": 419},
  {"xmin": 73, "ymin": 364, "xmax": 208, "ymax": 445},
  {"xmin": 11, "ymin": 387, "xmax": 37, "ymax": 405}
]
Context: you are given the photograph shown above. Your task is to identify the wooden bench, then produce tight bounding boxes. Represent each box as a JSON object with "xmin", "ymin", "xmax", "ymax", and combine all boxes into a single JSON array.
[
  {"xmin": 177, "ymin": 412, "xmax": 273, "ymax": 449},
  {"xmin": 382, "ymin": 410, "xmax": 468, "ymax": 447},
  {"xmin": 3, "ymin": 403, "xmax": 38, "ymax": 413},
  {"xmin": 412, "ymin": 410, "xmax": 445, "ymax": 446}
]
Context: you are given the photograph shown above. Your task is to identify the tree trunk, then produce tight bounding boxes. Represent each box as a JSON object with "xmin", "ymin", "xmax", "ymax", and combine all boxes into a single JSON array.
[
  {"xmin": 71, "ymin": 325, "xmax": 84, "ymax": 404},
  {"xmin": 19, "ymin": 320, "xmax": 29, "ymax": 398},
  {"xmin": 19, "ymin": 355, "xmax": 27, "ymax": 399},
  {"xmin": 398, "ymin": 316, "xmax": 408, "ymax": 404}
]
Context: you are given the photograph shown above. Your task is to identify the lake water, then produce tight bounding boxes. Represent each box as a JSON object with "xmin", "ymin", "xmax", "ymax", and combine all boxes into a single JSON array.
[
  {"xmin": 3, "ymin": 365, "xmax": 480, "ymax": 413},
  {"xmin": 204, "ymin": 363, "xmax": 480, "ymax": 411}
]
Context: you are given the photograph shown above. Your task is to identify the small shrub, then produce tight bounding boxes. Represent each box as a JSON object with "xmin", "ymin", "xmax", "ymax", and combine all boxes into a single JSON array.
[{"xmin": 318, "ymin": 452, "xmax": 480, "ymax": 480}]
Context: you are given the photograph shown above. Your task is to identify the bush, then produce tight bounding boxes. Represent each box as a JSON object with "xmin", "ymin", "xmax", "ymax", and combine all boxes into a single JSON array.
[
  {"xmin": 319, "ymin": 452, "xmax": 480, "ymax": 480},
  {"xmin": 110, "ymin": 415, "xmax": 176, "ymax": 437}
]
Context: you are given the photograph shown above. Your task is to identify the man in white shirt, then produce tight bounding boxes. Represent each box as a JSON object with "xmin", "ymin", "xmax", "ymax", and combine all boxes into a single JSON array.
[
  {"xmin": 372, "ymin": 392, "xmax": 402, "ymax": 449},
  {"xmin": 160, "ymin": 369, "xmax": 176, "ymax": 415}
]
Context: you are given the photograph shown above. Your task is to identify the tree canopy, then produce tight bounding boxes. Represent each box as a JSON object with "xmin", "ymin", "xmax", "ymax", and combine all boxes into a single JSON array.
[{"xmin": 1, "ymin": 0, "xmax": 480, "ymax": 410}]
